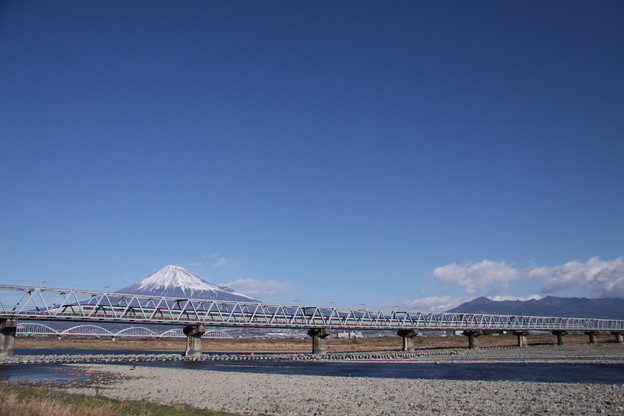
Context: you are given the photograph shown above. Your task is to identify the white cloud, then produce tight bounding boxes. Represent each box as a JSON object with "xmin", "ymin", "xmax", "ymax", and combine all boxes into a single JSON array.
[
  {"xmin": 535, "ymin": 257, "xmax": 624, "ymax": 298},
  {"xmin": 403, "ymin": 296, "xmax": 470, "ymax": 312},
  {"xmin": 223, "ymin": 278, "xmax": 294, "ymax": 297},
  {"xmin": 432, "ymin": 260, "xmax": 521, "ymax": 295},
  {"xmin": 431, "ymin": 257, "xmax": 624, "ymax": 298},
  {"xmin": 213, "ymin": 258, "xmax": 231, "ymax": 268},
  {"xmin": 487, "ymin": 294, "xmax": 542, "ymax": 302}
]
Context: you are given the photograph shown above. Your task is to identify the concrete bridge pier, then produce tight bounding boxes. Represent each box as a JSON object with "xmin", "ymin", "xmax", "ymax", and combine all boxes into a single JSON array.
[
  {"xmin": 552, "ymin": 330, "xmax": 569, "ymax": 346},
  {"xmin": 585, "ymin": 331, "xmax": 599, "ymax": 344},
  {"xmin": 0, "ymin": 319, "xmax": 17, "ymax": 358},
  {"xmin": 183, "ymin": 325, "xmax": 206, "ymax": 357},
  {"xmin": 308, "ymin": 329, "xmax": 331, "ymax": 354},
  {"xmin": 397, "ymin": 330, "xmax": 418, "ymax": 352},
  {"xmin": 462, "ymin": 330, "xmax": 483, "ymax": 349},
  {"xmin": 513, "ymin": 331, "xmax": 530, "ymax": 347},
  {"xmin": 612, "ymin": 331, "xmax": 624, "ymax": 344}
]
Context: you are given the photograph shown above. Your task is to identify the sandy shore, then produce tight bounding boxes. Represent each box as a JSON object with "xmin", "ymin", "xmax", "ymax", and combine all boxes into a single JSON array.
[{"xmin": 58, "ymin": 346, "xmax": 624, "ymax": 416}]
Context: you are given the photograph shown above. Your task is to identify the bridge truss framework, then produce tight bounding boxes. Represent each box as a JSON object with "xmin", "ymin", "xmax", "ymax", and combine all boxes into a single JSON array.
[{"xmin": 2, "ymin": 284, "xmax": 623, "ymax": 332}]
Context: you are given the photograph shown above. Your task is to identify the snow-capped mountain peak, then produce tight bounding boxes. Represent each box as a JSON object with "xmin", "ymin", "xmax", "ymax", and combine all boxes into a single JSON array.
[
  {"xmin": 117, "ymin": 265, "xmax": 255, "ymax": 301},
  {"xmin": 136, "ymin": 265, "xmax": 221, "ymax": 292}
]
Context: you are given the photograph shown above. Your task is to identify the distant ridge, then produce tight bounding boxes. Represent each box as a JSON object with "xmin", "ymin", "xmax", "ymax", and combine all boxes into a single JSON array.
[
  {"xmin": 117, "ymin": 265, "xmax": 256, "ymax": 302},
  {"xmin": 448, "ymin": 296, "xmax": 624, "ymax": 320}
]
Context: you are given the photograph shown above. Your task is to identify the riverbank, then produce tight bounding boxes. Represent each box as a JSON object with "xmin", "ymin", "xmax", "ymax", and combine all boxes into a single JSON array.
[
  {"xmin": 320, "ymin": 343, "xmax": 624, "ymax": 364},
  {"xmin": 14, "ymin": 332, "xmax": 618, "ymax": 352},
  {"xmin": 60, "ymin": 360, "xmax": 624, "ymax": 416},
  {"xmin": 4, "ymin": 343, "xmax": 623, "ymax": 365},
  {"xmin": 0, "ymin": 384, "xmax": 238, "ymax": 416}
]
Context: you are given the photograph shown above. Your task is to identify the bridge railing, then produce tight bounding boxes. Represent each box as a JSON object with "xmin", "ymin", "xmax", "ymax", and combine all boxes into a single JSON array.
[{"xmin": 1, "ymin": 284, "xmax": 623, "ymax": 332}]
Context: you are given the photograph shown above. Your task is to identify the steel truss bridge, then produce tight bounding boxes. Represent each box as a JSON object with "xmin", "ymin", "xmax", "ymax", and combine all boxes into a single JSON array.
[{"xmin": 1, "ymin": 284, "xmax": 623, "ymax": 332}]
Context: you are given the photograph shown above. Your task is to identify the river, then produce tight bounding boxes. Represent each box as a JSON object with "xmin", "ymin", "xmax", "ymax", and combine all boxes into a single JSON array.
[{"xmin": 2, "ymin": 348, "xmax": 624, "ymax": 385}]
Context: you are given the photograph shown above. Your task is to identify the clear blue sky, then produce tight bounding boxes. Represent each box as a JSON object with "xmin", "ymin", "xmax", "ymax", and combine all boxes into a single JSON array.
[{"xmin": 2, "ymin": 1, "xmax": 623, "ymax": 310}]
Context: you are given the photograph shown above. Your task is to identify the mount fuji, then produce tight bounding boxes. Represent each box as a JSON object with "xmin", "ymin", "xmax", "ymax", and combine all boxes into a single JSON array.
[{"xmin": 117, "ymin": 265, "xmax": 256, "ymax": 302}]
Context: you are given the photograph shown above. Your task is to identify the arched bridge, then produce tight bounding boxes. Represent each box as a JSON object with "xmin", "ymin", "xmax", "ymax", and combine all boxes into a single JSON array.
[
  {"xmin": 1, "ymin": 284, "xmax": 623, "ymax": 355},
  {"xmin": 15, "ymin": 322, "xmax": 233, "ymax": 339}
]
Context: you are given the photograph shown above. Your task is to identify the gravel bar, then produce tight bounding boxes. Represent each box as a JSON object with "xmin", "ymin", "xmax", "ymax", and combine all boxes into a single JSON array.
[
  {"xmin": 3, "ymin": 344, "xmax": 623, "ymax": 365},
  {"xmin": 61, "ymin": 361, "xmax": 624, "ymax": 416}
]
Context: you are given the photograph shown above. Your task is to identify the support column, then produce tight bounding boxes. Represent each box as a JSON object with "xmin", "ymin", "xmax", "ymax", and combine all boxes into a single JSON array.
[
  {"xmin": 513, "ymin": 331, "xmax": 530, "ymax": 347},
  {"xmin": 307, "ymin": 329, "xmax": 331, "ymax": 355},
  {"xmin": 397, "ymin": 330, "xmax": 418, "ymax": 352},
  {"xmin": 552, "ymin": 330, "xmax": 569, "ymax": 346},
  {"xmin": 612, "ymin": 331, "xmax": 624, "ymax": 344},
  {"xmin": 462, "ymin": 330, "xmax": 483, "ymax": 349},
  {"xmin": 585, "ymin": 331, "xmax": 599, "ymax": 344},
  {"xmin": 183, "ymin": 325, "xmax": 206, "ymax": 357},
  {"xmin": 0, "ymin": 320, "xmax": 17, "ymax": 358}
]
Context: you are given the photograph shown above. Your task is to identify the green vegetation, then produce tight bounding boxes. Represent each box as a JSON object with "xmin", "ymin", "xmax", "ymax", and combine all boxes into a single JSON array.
[{"xmin": 0, "ymin": 385, "xmax": 239, "ymax": 416}]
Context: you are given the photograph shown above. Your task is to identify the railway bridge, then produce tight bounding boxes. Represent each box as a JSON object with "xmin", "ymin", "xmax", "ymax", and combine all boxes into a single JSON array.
[{"xmin": 1, "ymin": 284, "xmax": 623, "ymax": 357}]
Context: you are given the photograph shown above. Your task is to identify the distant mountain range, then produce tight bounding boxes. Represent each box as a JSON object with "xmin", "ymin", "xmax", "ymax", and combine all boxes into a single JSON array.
[
  {"xmin": 448, "ymin": 296, "xmax": 624, "ymax": 320},
  {"xmin": 117, "ymin": 265, "xmax": 256, "ymax": 302}
]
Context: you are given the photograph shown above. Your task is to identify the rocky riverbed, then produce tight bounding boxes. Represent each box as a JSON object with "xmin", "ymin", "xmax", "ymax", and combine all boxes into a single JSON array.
[
  {"xmin": 4, "ymin": 345, "xmax": 623, "ymax": 415},
  {"xmin": 2, "ymin": 343, "xmax": 623, "ymax": 365},
  {"xmin": 60, "ymin": 360, "xmax": 624, "ymax": 416}
]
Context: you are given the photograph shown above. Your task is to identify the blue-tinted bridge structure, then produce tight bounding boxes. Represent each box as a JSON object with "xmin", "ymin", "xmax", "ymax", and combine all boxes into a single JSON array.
[
  {"xmin": 1, "ymin": 284, "xmax": 623, "ymax": 356},
  {"xmin": 16, "ymin": 323, "xmax": 234, "ymax": 339}
]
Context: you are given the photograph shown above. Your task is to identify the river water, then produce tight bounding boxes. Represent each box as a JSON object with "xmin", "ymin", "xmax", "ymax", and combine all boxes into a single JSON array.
[{"xmin": 2, "ymin": 349, "xmax": 624, "ymax": 385}]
